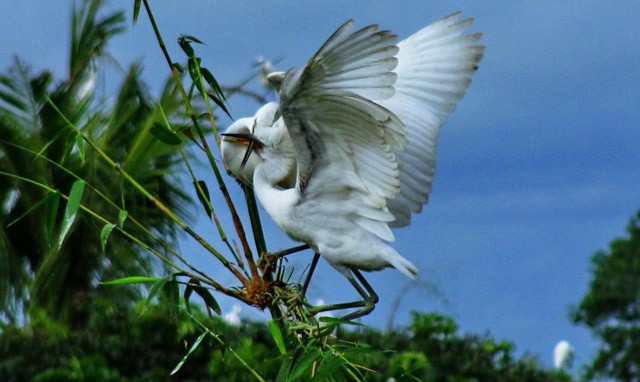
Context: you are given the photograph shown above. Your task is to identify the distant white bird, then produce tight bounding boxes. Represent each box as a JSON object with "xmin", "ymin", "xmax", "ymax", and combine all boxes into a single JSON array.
[
  {"xmin": 554, "ymin": 340, "xmax": 574, "ymax": 369},
  {"xmin": 223, "ymin": 304, "xmax": 243, "ymax": 326},
  {"xmin": 222, "ymin": 13, "xmax": 483, "ymax": 318}
]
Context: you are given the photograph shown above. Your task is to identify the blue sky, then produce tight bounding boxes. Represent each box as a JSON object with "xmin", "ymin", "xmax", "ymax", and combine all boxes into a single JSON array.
[{"xmin": 2, "ymin": 0, "xmax": 639, "ymax": 372}]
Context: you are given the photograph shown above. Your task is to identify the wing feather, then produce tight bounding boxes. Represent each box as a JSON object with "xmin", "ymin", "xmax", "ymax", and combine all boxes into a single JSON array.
[
  {"xmin": 279, "ymin": 20, "xmax": 405, "ymax": 240},
  {"xmin": 381, "ymin": 12, "xmax": 484, "ymax": 227}
]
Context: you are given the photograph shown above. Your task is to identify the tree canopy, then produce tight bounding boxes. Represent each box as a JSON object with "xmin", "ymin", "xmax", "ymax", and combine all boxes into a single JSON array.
[
  {"xmin": 572, "ymin": 210, "xmax": 640, "ymax": 381},
  {"xmin": 0, "ymin": 0, "xmax": 190, "ymax": 327}
]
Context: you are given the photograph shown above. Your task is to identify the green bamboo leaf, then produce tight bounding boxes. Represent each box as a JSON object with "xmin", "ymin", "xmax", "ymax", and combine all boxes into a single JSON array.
[
  {"xmin": 144, "ymin": 277, "xmax": 170, "ymax": 308},
  {"xmin": 178, "ymin": 36, "xmax": 195, "ymax": 57},
  {"xmin": 172, "ymin": 62, "xmax": 185, "ymax": 73},
  {"xmin": 118, "ymin": 209, "xmax": 128, "ymax": 227},
  {"xmin": 101, "ymin": 276, "xmax": 162, "ymax": 285},
  {"xmin": 132, "ymin": 0, "xmax": 142, "ymax": 24},
  {"xmin": 187, "ymin": 58, "xmax": 205, "ymax": 95},
  {"xmin": 269, "ymin": 320, "xmax": 287, "ymax": 355},
  {"xmin": 57, "ymin": 180, "xmax": 85, "ymax": 250},
  {"xmin": 287, "ymin": 349, "xmax": 321, "ymax": 382},
  {"xmin": 181, "ymin": 34, "xmax": 203, "ymax": 44},
  {"xmin": 163, "ymin": 277, "xmax": 180, "ymax": 305},
  {"xmin": 75, "ymin": 134, "xmax": 85, "ymax": 163},
  {"xmin": 201, "ymin": 68, "xmax": 227, "ymax": 100},
  {"xmin": 44, "ymin": 191, "xmax": 60, "ymax": 248},
  {"xmin": 193, "ymin": 282, "xmax": 221, "ymax": 315},
  {"xmin": 193, "ymin": 180, "xmax": 212, "ymax": 218},
  {"xmin": 171, "ymin": 331, "xmax": 207, "ymax": 375},
  {"xmin": 183, "ymin": 281, "xmax": 195, "ymax": 312},
  {"xmin": 319, "ymin": 316, "xmax": 366, "ymax": 327},
  {"xmin": 150, "ymin": 122, "xmax": 182, "ymax": 145},
  {"xmin": 275, "ymin": 353, "xmax": 295, "ymax": 382},
  {"xmin": 208, "ymin": 93, "xmax": 233, "ymax": 119},
  {"xmin": 311, "ymin": 351, "xmax": 342, "ymax": 382},
  {"xmin": 100, "ymin": 223, "xmax": 116, "ymax": 254},
  {"xmin": 4, "ymin": 198, "xmax": 45, "ymax": 229}
]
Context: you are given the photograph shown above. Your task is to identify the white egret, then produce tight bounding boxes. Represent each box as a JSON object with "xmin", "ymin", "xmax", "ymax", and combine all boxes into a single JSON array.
[
  {"xmin": 554, "ymin": 340, "xmax": 574, "ymax": 370},
  {"xmin": 222, "ymin": 12, "xmax": 484, "ymax": 318}
]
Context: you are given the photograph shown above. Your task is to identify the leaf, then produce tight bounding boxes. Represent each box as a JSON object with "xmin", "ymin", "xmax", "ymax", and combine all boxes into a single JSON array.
[
  {"xmin": 269, "ymin": 320, "xmax": 286, "ymax": 355},
  {"xmin": 171, "ymin": 331, "xmax": 207, "ymax": 375},
  {"xmin": 193, "ymin": 180, "xmax": 212, "ymax": 218},
  {"xmin": 143, "ymin": 277, "xmax": 170, "ymax": 308},
  {"xmin": 132, "ymin": 0, "xmax": 142, "ymax": 24},
  {"xmin": 183, "ymin": 280, "xmax": 195, "ymax": 312},
  {"xmin": 164, "ymin": 277, "xmax": 180, "ymax": 306},
  {"xmin": 319, "ymin": 316, "xmax": 366, "ymax": 327},
  {"xmin": 201, "ymin": 68, "xmax": 226, "ymax": 100},
  {"xmin": 4, "ymin": 198, "xmax": 45, "ymax": 229},
  {"xmin": 311, "ymin": 351, "xmax": 343, "ymax": 382},
  {"xmin": 57, "ymin": 180, "xmax": 85, "ymax": 250},
  {"xmin": 100, "ymin": 276, "xmax": 162, "ymax": 285},
  {"xmin": 193, "ymin": 283, "xmax": 221, "ymax": 315},
  {"xmin": 172, "ymin": 62, "xmax": 185, "ymax": 73},
  {"xmin": 100, "ymin": 223, "xmax": 116, "ymax": 254},
  {"xmin": 276, "ymin": 353, "xmax": 295, "ymax": 382},
  {"xmin": 178, "ymin": 36, "xmax": 195, "ymax": 57},
  {"xmin": 208, "ymin": 93, "xmax": 233, "ymax": 119},
  {"xmin": 187, "ymin": 58, "xmax": 205, "ymax": 95},
  {"xmin": 44, "ymin": 191, "xmax": 60, "ymax": 248},
  {"xmin": 201, "ymin": 67, "xmax": 232, "ymax": 119},
  {"xmin": 150, "ymin": 122, "xmax": 182, "ymax": 145},
  {"xmin": 75, "ymin": 134, "xmax": 85, "ymax": 163},
  {"xmin": 181, "ymin": 34, "xmax": 203, "ymax": 44},
  {"xmin": 118, "ymin": 209, "xmax": 128, "ymax": 227},
  {"xmin": 287, "ymin": 349, "xmax": 321, "ymax": 382}
]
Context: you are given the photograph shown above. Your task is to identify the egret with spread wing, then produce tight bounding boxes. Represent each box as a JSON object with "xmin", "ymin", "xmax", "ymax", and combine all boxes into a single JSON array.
[{"xmin": 222, "ymin": 12, "xmax": 484, "ymax": 319}]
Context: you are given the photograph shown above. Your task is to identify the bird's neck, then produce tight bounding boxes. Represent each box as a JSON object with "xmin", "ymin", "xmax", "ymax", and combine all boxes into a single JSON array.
[
  {"xmin": 254, "ymin": 155, "xmax": 298, "ymax": 228},
  {"xmin": 255, "ymin": 151, "xmax": 295, "ymax": 189}
]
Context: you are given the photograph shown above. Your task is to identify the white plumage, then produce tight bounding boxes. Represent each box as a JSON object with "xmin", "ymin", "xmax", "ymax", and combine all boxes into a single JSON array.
[
  {"xmin": 221, "ymin": 12, "xmax": 483, "ymax": 284},
  {"xmin": 554, "ymin": 340, "xmax": 574, "ymax": 369}
]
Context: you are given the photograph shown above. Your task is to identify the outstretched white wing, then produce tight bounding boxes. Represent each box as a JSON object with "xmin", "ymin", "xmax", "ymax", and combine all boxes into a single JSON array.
[
  {"xmin": 279, "ymin": 20, "xmax": 406, "ymax": 241},
  {"xmin": 382, "ymin": 12, "xmax": 485, "ymax": 227}
]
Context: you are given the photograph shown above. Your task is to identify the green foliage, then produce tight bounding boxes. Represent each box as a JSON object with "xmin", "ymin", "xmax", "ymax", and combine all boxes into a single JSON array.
[
  {"xmin": 572, "ymin": 210, "xmax": 640, "ymax": 380},
  {"xmin": 389, "ymin": 351, "xmax": 434, "ymax": 381},
  {"xmin": 0, "ymin": 2, "xmax": 583, "ymax": 381},
  {"xmin": 0, "ymin": 0, "xmax": 191, "ymax": 326},
  {"xmin": 0, "ymin": 305, "xmax": 570, "ymax": 382},
  {"xmin": 337, "ymin": 312, "xmax": 572, "ymax": 382},
  {"xmin": 0, "ymin": 299, "xmax": 274, "ymax": 382}
]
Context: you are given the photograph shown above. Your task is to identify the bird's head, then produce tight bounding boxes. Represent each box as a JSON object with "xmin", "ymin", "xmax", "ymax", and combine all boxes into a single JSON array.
[
  {"xmin": 221, "ymin": 116, "xmax": 262, "ymax": 186},
  {"xmin": 221, "ymin": 102, "xmax": 296, "ymax": 187}
]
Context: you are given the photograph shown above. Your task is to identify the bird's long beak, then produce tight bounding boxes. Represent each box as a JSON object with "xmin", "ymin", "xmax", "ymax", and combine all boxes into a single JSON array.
[{"xmin": 221, "ymin": 133, "xmax": 263, "ymax": 170}]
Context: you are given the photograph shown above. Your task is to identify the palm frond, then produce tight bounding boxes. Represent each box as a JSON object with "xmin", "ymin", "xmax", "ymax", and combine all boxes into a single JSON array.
[
  {"xmin": 0, "ymin": 0, "xmax": 192, "ymax": 326},
  {"xmin": 0, "ymin": 58, "xmax": 52, "ymax": 134},
  {"xmin": 70, "ymin": 0, "xmax": 125, "ymax": 86}
]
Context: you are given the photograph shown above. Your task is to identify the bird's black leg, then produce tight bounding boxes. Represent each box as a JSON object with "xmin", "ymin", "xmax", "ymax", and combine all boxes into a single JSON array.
[
  {"xmin": 257, "ymin": 244, "xmax": 310, "ymax": 271},
  {"xmin": 301, "ymin": 252, "xmax": 320, "ymax": 298},
  {"xmin": 310, "ymin": 268, "xmax": 379, "ymax": 321}
]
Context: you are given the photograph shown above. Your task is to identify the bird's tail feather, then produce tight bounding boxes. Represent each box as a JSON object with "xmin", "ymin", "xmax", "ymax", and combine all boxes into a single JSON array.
[{"xmin": 387, "ymin": 251, "xmax": 419, "ymax": 281}]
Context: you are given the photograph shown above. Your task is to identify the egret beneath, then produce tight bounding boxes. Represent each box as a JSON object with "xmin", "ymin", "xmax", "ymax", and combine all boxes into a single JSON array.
[
  {"xmin": 222, "ymin": 12, "xmax": 484, "ymax": 319},
  {"xmin": 554, "ymin": 340, "xmax": 574, "ymax": 370}
]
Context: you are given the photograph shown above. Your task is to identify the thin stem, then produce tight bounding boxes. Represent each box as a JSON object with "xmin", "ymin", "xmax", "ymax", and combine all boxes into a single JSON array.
[
  {"xmin": 0, "ymin": 170, "xmax": 242, "ymax": 300},
  {"xmin": 46, "ymin": 97, "xmax": 249, "ymax": 286},
  {"xmin": 185, "ymin": 310, "xmax": 267, "ymax": 382},
  {"xmin": 141, "ymin": 0, "xmax": 256, "ymax": 283},
  {"xmin": 3, "ymin": 140, "xmax": 211, "ymax": 281},
  {"xmin": 178, "ymin": 146, "xmax": 239, "ymax": 262},
  {"xmin": 243, "ymin": 185, "xmax": 266, "ymax": 279}
]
